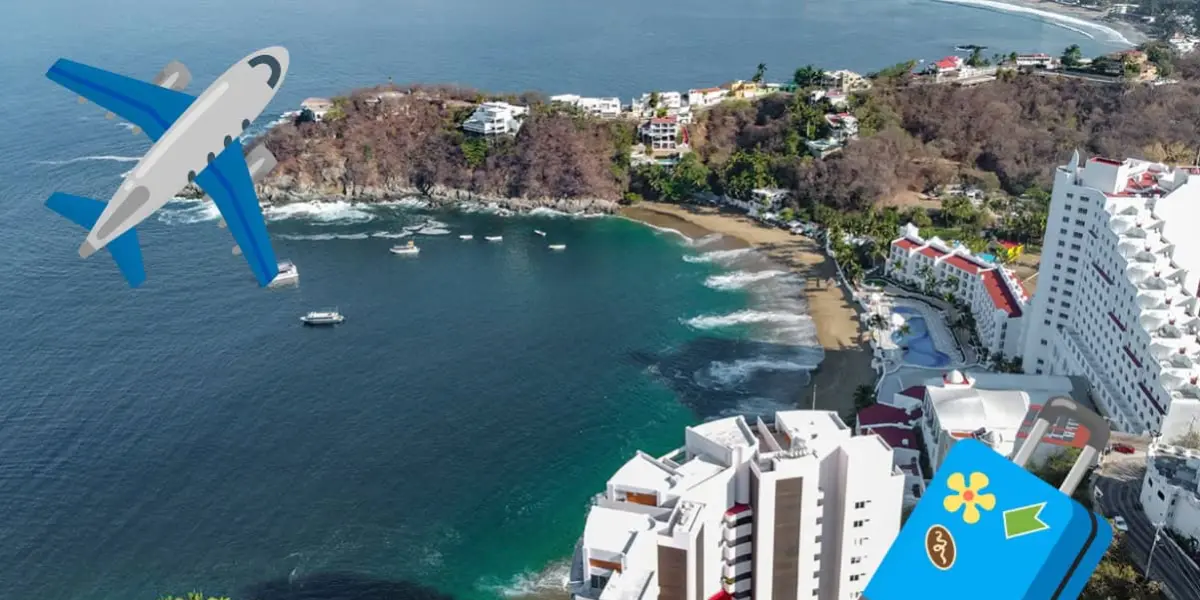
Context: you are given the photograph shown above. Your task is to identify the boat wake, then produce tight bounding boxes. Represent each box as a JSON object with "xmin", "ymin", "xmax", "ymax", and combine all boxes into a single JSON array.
[{"xmin": 34, "ymin": 154, "xmax": 141, "ymax": 166}]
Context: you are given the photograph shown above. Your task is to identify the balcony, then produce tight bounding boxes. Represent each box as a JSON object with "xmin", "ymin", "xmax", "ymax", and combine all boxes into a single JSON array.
[{"xmin": 1061, "ymin": 327, "xmax": 1139, "ymax": 427}]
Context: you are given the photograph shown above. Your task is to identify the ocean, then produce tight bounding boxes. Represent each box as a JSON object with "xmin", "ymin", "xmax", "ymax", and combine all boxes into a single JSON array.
[{"xmin": 0, "ymin": 1, "xmax": 1126, "ymax": 599}]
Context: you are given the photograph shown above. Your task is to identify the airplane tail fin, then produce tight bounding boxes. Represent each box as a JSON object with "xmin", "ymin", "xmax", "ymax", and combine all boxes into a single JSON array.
[{"xmin": 46, "ymin": 192, "xmax": 147, "ymax": 288}]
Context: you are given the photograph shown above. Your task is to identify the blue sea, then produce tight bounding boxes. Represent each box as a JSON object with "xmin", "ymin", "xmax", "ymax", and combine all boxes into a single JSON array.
[{"xmin": 0, "ymin": 1, "xmax": 1124, "ymax": 599}]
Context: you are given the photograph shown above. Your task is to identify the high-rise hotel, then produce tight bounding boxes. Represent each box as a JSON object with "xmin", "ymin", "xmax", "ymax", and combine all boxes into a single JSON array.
[
  {"xmin": 568, "ymin": 411, "xmax": 904, "ymax": 600},
  {"xmin": 1021, "ymin": 151, "xmax": 1200, "ymax": 435}
]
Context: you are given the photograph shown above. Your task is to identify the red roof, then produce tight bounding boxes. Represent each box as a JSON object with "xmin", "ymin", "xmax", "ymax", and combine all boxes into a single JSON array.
[
  {"xmin": 998, "ymin": 240, "xmax": 1021, "ymax": 249},
  {"xmin": 919, "ymin": 245, "xmax": 947, "ymax": 259},
  {"xmin": 981, "ymin": 270, "xmax": 1022, "ymax": 317},
  {"xmin": 867, "ymin": 425, "xmax": 920, "ymax": 450},
  {"xmin": 725, "ymin": 503, "xmax": 751, "ymax": 517},
  {"xmin": 899, "ymin": 385, "xmax": 927, "ymax": 401},
  {"xmin": 858, "ymin": 403, "xmax": 917, "ymax": 427},
  {"xmin": 893, "ymin": 238, "xmax": 920, "ymax": 250},
  {"xmin": 944, "ymin": 254, "xmax": 983, "ymax": 275},
  {"xmin": 1016, "ymin": 404, "xmax": 1080, "ymax": 446},
  {"xmin": 650, "ymin": 116, "xmax": 678, "ymax": 124},
  {"xmin": 1091, "ymin": 156, "xmax": 1122, "ymax": 166},
  {"xmin": 709, "ymin": 591, "xmax": 733, "ymax": 600},
  {"xmin": 934, "ymin": 56, "xmax": 961, "ymax": 70}
]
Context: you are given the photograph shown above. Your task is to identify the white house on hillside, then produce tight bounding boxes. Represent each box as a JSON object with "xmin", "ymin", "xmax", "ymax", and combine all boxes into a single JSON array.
[
  {"xmin": 551, "ymin": 94, "xmax": 622, "ymax": 119},
  {"xmin": 462, "ymin": 101, "xmax": 529, "ymax": 136},
  {"xmin": 1141, "ymin": 443, "xmax": 1200, "ymax": 546},
  {"xmin": 687, "ymin": 87, "xmax": 728, "ymax": 108}
]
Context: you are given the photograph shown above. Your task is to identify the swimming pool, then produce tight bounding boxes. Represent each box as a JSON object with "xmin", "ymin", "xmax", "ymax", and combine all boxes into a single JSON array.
[{"xmin": 891, "ymin": 306, "xmax": 952, "ymax": 367}]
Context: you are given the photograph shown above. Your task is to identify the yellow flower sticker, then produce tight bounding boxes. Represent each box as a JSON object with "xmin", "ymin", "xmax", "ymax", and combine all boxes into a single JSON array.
[{"xmin": 943, "ymin": 472, "xmax": 996, "ymax": 524}]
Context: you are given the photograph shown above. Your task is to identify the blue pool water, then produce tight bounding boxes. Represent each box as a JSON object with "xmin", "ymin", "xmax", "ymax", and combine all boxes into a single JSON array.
[
  {"xmin": 978, "ymin": 253, "xmax": 997, "ymax": 264},
  {"xmin": 891, "ymin": 307, "xmax": 952, "ymax": 367}
]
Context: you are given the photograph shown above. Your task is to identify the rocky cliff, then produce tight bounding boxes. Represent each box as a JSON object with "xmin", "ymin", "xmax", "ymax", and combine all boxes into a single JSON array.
[{"xmin": 237, "ymin": 84, "xmax": 633, "ymax": 215}]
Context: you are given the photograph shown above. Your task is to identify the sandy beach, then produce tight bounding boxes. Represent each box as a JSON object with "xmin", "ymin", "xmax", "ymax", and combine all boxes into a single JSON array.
[
  {"xmin": 935, "ymin": 0, "xmax": 1148, "ymax": 46},
  {"xmin": 622, "ymin": 202, "xmax": 875, "ymax": 420}
]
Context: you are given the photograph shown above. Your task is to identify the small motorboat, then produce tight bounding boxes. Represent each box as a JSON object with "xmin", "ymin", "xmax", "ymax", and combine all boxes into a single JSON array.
[
  {"xmin": 390, "ymin": 240, "xmax": 420, "ymax": 255},
  {"xmin": 485, "ymin": 236, "xmax": 503, "ymax": 242},
  {"xmin": 269, "ymin": 260, "xmax": 300, "ymax": 287},
  {"xmin": 534, "ymin": 230, "xmax": 547, "ymax": 237},
  {"xmin": 549, "ymin": 244, "xmax": 567, "ymax": 251},
  {"xmin": 459, "ymin": 234, "xmax": 474, "ymax": 240},
  {"xmin": 301, "ymin": 310, "xmax": 344, "ymax": 326}
]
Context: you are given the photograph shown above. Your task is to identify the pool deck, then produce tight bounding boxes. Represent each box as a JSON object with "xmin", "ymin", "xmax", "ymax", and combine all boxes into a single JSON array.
[{"xmin": 865, "ymin": 293, "xmax": 965, "ymax": 369}]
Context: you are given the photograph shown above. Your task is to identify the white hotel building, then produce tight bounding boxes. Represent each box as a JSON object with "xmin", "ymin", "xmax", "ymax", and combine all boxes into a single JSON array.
[
  {"xmin": 886, "ymin": 224, "xmax": 1030, "ymax": 359},
  {"xmin": 569, "ymin": 411, "xmax": 904, "ymax": 600},
  {"xmin": 1021, "ymin": 151, "xmax": 1200, "ymax": 435}
]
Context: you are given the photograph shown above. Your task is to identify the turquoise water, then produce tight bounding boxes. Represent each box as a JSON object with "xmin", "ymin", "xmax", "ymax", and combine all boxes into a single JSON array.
[
  {"xmin": 0, "ymin": 0, "xmax": 1123, "ymax": 598},
  {"xmin": 892, "ymin": 306, "xmax": 952, "ymax": 368}
]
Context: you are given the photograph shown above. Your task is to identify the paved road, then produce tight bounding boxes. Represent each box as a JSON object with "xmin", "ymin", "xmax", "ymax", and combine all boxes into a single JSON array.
[
  {"xmin": 1093, "ymin": 455, "xmax": 1200, "ymax": 600},
  {"xmin": 1032, "ymin": 70, "xmax": 1123, "ymax": 85}
]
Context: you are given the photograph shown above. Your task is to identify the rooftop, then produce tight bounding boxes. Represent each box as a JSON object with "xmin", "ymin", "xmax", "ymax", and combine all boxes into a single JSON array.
[
  {"xmin": 690, "ymin": 416, "xmax": 756, "ymax": 450},
  {"xmin": 981, "ymin": 270, "xmax": 1024, "ymax": 317},
  {"xmin": 898, "ymin": 385, "xmax": 927, "ymax": 401},
  {"xmin": 857, "ymin": 403, "xmax": 919, "ymax": 428},
  {"xmin": 864, "ymin": 424, "xmax": 920, "ymax": 450},
  {"xmin": 609, "ymin": 451, "xmax": 678, "ymax": 494},
  {"xmin": 1151, "ymin": 444, "xmax": 1200, "ymax": 491},
  {"xmin": 582, "ymin": 505, "xmax": 656, "ymax": 553},
  {"xmin": 944, "ymin": 254, "xmax": 984, "ymax": 275}
]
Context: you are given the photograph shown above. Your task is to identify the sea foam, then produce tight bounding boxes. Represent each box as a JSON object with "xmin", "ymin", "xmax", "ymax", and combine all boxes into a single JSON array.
[{"xmin": 705, "ymin": 269, "xmax": 787, "ymax": 291}]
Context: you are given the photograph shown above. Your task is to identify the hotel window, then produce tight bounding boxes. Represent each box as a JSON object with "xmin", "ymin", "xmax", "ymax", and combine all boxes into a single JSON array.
[
  {"xmin": 851, "ymin": 556, "xmax": 862, "ymax": 564},
  {"xmin": 1065, "ymin": 204, "xmax": 1072, "ymax": 211},
  {"xmin": 854, "ymin": 501, "xmax": 867, "ymax": 509},
  {"xmin": 1060, "ymin": 228, "xmax": 1068, "ymax": 235},
  {"xmin": 1067, "ymin": 193, "xmax": 1075, "ymax": 198},
  {"xmin": 850, "ymin": 575, "xmax": 861, "ymax": 582},
  {"xmin": 853, "ymin": 520, "xmax": 864, "ymax": 527},
  {"xmin": 1058, "ymin": 241, "xmax": 1065, "ymax": 247}
]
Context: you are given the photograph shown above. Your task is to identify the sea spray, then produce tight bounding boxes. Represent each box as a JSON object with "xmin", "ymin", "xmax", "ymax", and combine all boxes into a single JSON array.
[
  {"xmin": 683, "ymin": 309, "xmax": 812, "ymax": 329},
  {"xmin": 704, "ymin": 269, "xmax": 787, "ymax": 291},
  {"xmin": 682, "ymin": 248, "xmax": 753, "ymax": 264}
]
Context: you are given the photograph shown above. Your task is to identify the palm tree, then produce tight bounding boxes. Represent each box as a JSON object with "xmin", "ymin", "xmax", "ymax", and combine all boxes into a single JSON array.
[
  {"xmin": 899, "ymin": 324, "xmax": 912, "ymax": 337},
  {"xmin": 853, "ymin": 384, "xmax": 875, "ymax": 412},
  {"xmin": 869, "ymin": 314, "xmax": 888, "ymax": 330},
  {"xmin": 753, "ymin": 63, "xmax": 767, "ymax": 84}
]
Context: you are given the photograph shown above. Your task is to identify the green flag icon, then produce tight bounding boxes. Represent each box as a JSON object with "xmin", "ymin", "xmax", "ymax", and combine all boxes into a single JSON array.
[{"xmin": 1003, "ymin": 502, "xmax": 1050, "ymax": 539}]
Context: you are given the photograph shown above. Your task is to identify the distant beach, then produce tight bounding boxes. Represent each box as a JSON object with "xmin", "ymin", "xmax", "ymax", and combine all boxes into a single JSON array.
[
  {"xmin": 623, "ymin": 202, "xmax": 876, "ymax": 419},
  {"xmin": 932, "ymin": 0, "xmax": 1147, "ymax": 46}
]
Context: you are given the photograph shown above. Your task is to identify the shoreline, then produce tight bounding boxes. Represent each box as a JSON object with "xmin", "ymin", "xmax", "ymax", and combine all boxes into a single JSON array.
[
  {"xmin": 934, "ymin": 0, "xmax": 1148, "ymax": 46},
  {"xmin": 621, "ymin": 202, "xmax": 875, "ymax": 419}
]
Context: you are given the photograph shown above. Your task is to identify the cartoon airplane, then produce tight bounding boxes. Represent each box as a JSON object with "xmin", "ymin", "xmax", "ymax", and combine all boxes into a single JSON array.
[{"xmin": 43, "ymin": 47, "xmax": 290, "ymax": 288}]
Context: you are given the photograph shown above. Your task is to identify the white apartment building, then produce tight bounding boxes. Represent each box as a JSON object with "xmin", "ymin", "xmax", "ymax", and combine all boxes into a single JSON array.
[
  {"xmin": 917, "ymin": 370, "xmax": 1083, "ymax": 471},
  {"xmin": 551, "ymin": 94, "xmax": 622, "ymax": 119},
  {"xmin": 1021, "ymin": 151, "xmax": 1200, "ymax": 435},
  {"xmin": 822, "ymin": 70, "xmax": 871, "ymax": 92},
  {"xmin": 1014, "ymin": 53, "xmax": 1059, "ymax": 69},
  {"xmin": 569, "ymin": 411, "xmax": 904, "ymax": 600},
  {"xmin": 640, "ymin": 116, "xmax": 681, "ymax": 152},
  {"xmin": 1141, "ymin": 442, "xmax": 1200, "ymax": 544},
  {"xmin": 461, "ymin": 101, "xmax": 529, "ymax": 135},
  {"xmin": 632, "ymin": 91, "xmax": 685, "ymax": 112},
  {"xmin": 687, "ymin": 87, "xmax": 729, "ymax": 108},
  {"xmin": 887, "ymin": 224, "xmax": 1029, "ymax": 359},
  {"xmin": 300, "ymin": 97, "xmax": 334, "ymax": 120}
]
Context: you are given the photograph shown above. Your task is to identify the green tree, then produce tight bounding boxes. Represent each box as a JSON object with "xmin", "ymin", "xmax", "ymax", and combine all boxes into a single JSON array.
[
  {"xmin": 869, "ymin": 60, "xmax": 917, "ymax": 80},
  {"xmin": 1062, "ymin": 44, "xmax": 1083, "ymax": 68},
  {"xmin": 648, "ymin": 91, "xmax": 660, "ymax": 109},
  {"xmin": 1172, "ymin": 427, "xmax": 1200, "ymax": 450},
  {"xmin": 792, "ymin": 64, "xmax": 825, "ymax": 89},
  {"xmin": 853, "ymin": 384, "xmax": 876, "ymax": 412},
  {"xmin": 1080, "ymin": 537, "xmax": 1164, "ymax": 599},
  {"xmin": 720, "ymin": 151, "xmax": 775, "ymax": 200},
  {"xmin": 903, "ymin": 207, "xmax": 933, "ymax": 228},
  {"xmin": 669, "ymin": 153, "xmax": 711, "ymax": 201},
  {"xmin": 966, "ymin": 47, "xmax": 988, "ymax": 67},
  {"xmin": 753, "ymin": 62, "xmax": 767, "ymax": 84},
  {"xmin": 461, "ymin": 137, "xmax": 488, "ymax": 168}
]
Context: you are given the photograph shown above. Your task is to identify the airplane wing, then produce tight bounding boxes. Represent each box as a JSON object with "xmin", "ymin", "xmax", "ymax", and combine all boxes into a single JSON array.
[
  {"xmin": 46, "ymin": 58, "xmax": 196, "ymax": 141},
  {"xmin": 194, "ymin": 140, "xmax": 280, "ymax": 287}
]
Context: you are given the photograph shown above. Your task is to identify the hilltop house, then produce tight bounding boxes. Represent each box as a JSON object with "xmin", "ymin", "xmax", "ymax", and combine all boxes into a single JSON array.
[
  {"xmin": 823, "ymin": 69, "xmax": 872, "ymax": 92},
  {"xmin": 639, "ymin": 116, "xmax": 683, "ymax": 153},
  {"xmin": 462, "ymin": 101, "xmax": 529, "ymax": 136},
  {"xmin": 300, "ymin": 97, "xmax": 334, "ymax": 121},
  {"xmin": 686, "ymin": 87, "xmax": 728, "ymax": 108},
  {"xmin": 824, "ymin": 113, "xmax": 859, "ymax": 141},
  {"xmin": 550, "ymin": 94, "xmax": 622, "ymax": 119}
]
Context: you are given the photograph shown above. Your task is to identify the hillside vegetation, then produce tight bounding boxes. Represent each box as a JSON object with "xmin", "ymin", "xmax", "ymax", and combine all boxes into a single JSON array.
[{"xmin": 260, "ymin": 58, "xmax": 1200, "ymax": 212}]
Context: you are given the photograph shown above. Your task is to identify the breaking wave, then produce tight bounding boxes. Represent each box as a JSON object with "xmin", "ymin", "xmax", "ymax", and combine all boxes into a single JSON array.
[
  {"xmin": 478, "ymin": 559, "xmax": 570, "ymax": 598},
  {"xmin": 682, "ymin": 248, "xmax": 753, "ymax": 264},
  {"xmin": 263, "ymin": 201, "xmax": 375, "ymax": 224},
  {"xmin": 684, "ymin": 310, "xmax": 812, "ymax": 330},
  {"xmin": 705, "ymin": 270, "xmax": 786, "ymax": 291},
  {"xmin": 691, "ymin": 233, "xmax": 725, "ymax": 248},
  {"xmin": 708, "ymin": 358, "xmax": 816, "ymax": 385},
  {"xmin": 416, "ymin": 227, "xmax": 452, "ymax": 235},
  {"xmin": 157, "ymin": 198, "xmax": 221, "ymax": 225}
]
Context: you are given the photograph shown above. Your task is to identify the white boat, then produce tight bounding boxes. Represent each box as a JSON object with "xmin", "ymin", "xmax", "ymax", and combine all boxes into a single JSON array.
[
  {"xmin": 459, "ymin": 234, "xmax": 474, "ymax": 240},
  {"xmin": 390, "ymin": 240, "xmax": 421, "ymax": 255},
  {"xmin": 301, "ymin": 309, "xmax": 344, "ymax": 326},
  {"xmin": 268, "ymin": 260, "xmax": 300, "ymax": 287},
  {"xmin": 534, "ymin": 230, "xmax": 547, "ymax": 237},
  {"xmin": 549, "ymin": 244, "xmax": 567, "ymax": 251},
  {"xmin": 485, "ymin": 235, "xmax": 503, "ymax": 242}
]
